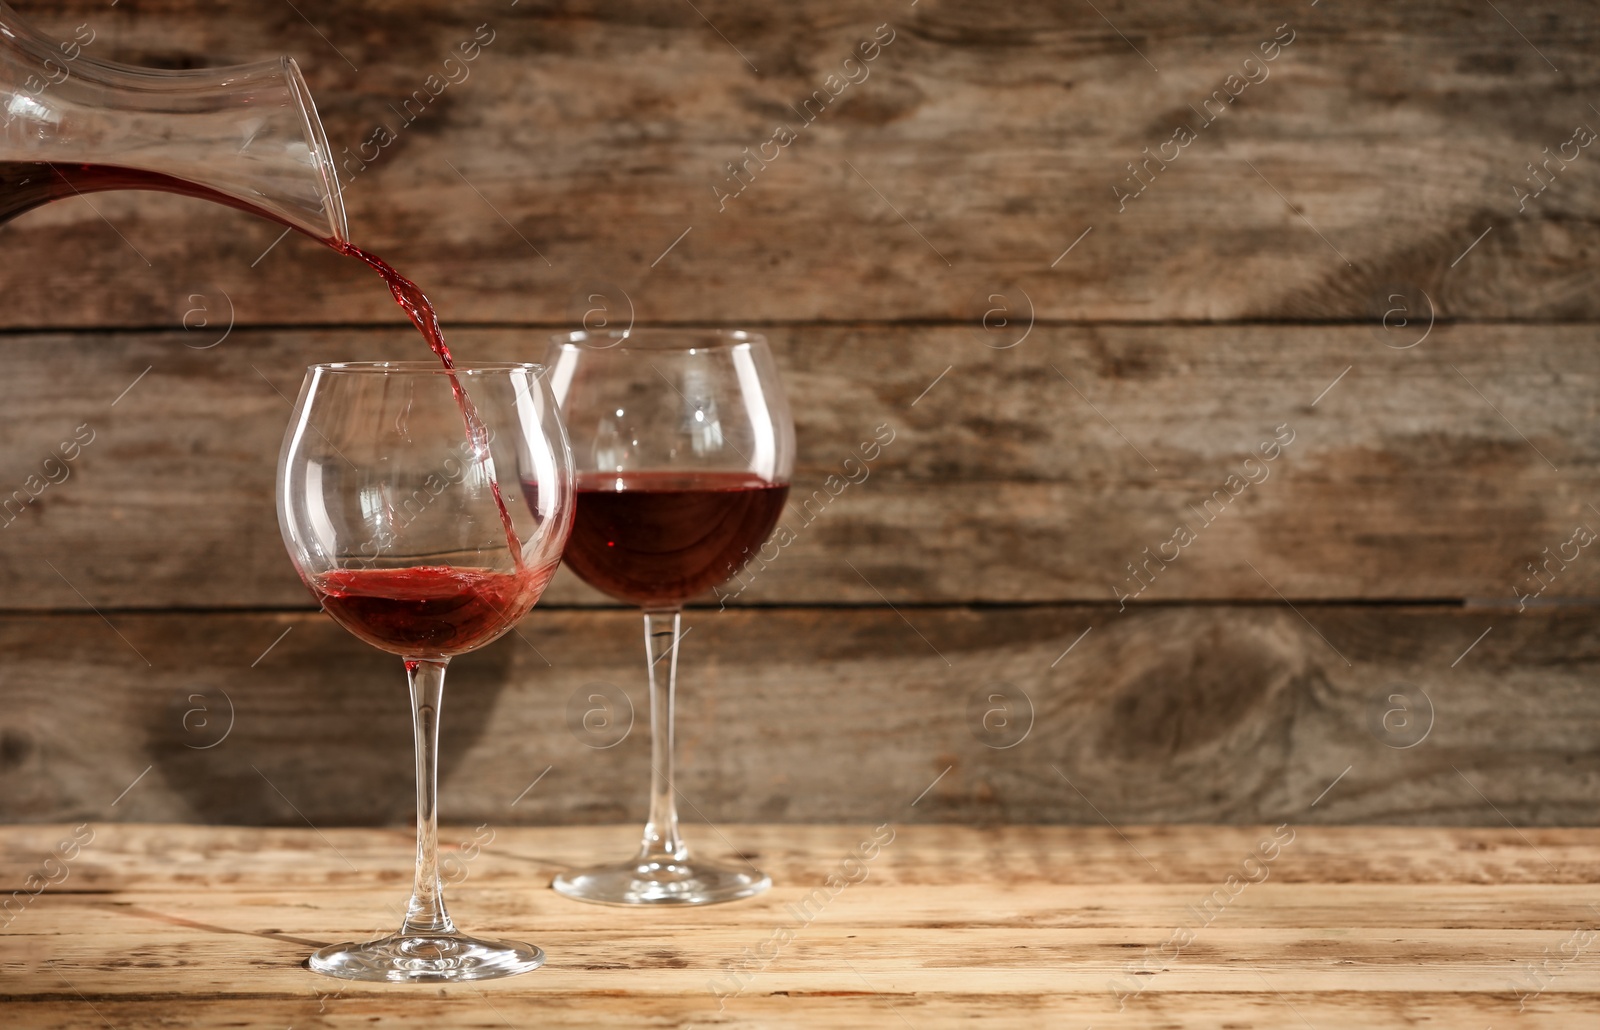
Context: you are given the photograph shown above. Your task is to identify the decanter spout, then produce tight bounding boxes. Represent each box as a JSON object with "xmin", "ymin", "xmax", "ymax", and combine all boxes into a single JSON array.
[{"xmin": 0, "ymin": 1, "xmax": 347, "ymax": 241}]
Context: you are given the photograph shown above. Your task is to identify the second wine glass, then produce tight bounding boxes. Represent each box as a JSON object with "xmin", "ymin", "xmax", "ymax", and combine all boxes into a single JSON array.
[{"xmin": 545, "ymin": 329, "xmax": 794, "ymax": 905}]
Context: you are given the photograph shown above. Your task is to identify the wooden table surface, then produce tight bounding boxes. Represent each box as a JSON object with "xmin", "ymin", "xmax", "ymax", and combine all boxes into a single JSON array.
[{"xmin": 3, "ymin": 823, "xmax": 1599, "ymax": 1027}]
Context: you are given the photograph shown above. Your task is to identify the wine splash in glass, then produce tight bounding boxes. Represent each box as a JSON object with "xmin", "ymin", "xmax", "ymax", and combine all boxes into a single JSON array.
[{"xmin": 544, "ymin": 329, "xmax": 794, "ymax": 906}]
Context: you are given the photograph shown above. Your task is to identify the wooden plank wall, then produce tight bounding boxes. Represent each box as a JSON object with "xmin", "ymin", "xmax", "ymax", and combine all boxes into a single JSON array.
[{"xmin": 2, "ymin": 0, "xmax": 1598, "ymax": 826}]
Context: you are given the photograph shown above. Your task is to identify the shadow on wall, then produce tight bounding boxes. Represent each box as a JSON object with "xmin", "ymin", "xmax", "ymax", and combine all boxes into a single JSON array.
[{"xmin": 143, "ymin": 628, "xmax": 514, "ymax": 826}]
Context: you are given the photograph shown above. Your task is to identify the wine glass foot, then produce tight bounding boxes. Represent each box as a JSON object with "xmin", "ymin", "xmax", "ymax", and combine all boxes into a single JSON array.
[
  {"xmin": 307, "ymin": 932, "xmax": 545, "ymax": 983},
  {"xmin": 552, "ymin": 856, "xmax": 770, "ymax": 906}
]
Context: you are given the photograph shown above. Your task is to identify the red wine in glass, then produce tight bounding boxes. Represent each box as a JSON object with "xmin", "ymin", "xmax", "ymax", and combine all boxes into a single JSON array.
[
  {"xmin": 543, "ymin": 329, "xmax": 794, "ymax": 906},
  {"xmin": 560, "ymin": 471, "xmax": 789, "ymax": 608},
  {"xmin": 312, "ymin": 561, "xmax": 560, "ymax": 658},
  {"xmin": 278, "ymin": 362, "xmax": 572, "ymax": 982}
]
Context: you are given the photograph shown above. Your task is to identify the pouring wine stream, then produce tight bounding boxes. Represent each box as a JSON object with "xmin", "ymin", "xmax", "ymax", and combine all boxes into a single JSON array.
[
  {"xmin": 0, "ymin": 161, "xmax": 525, "ymax": 568},
  {"xmin": 335, "ymin": 240, "xmax": 526, "ymax": 568}
]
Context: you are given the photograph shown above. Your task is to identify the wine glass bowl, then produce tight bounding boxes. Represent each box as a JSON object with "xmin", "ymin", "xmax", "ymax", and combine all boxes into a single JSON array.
[
  {"xmin": 545, "ymin": 329, "xmax": 794, "ymax": 905},
  {"xmin": 277, "ymin": 361, "xmax": 572, "ymax": 980}
]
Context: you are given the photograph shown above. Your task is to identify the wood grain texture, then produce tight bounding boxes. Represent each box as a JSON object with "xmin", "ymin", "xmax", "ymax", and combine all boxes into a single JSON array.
[
  {"xmin": 2, "ymin": 824, "xmax": 1598, "ymax": 1028},
  {"xmin": 2, "ymin": 1, "xmax": 1598, "ymax": 326},
  {"xmin": 3, "ymin": 0, "xmax": 1599, "ymax": 837},
  {"xmin": 0, "ymin": 324, "xmax": 1597, "ymax": 609},
  {"xmin": 0, "ymin": 604, "xmax": 1594, "ymax": 827}
]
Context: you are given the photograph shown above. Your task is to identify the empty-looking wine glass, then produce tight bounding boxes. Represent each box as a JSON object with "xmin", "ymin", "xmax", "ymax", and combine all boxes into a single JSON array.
[
  {"xmin": 277, "ymin": 362, "xmax": 573, "ymax": 980},
  {"xmin": 545, "ymin": 329, "xmax": 794, "ymax": 905}
]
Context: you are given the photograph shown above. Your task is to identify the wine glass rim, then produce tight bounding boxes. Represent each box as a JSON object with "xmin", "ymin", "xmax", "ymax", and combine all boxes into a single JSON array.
[
  {"xmin": 309, "ymin": 361, "xmax": 548, "ymax": 377},
  {"xmin": 553, "ymin": 328, "xmax": 767, "ymax": 351}
]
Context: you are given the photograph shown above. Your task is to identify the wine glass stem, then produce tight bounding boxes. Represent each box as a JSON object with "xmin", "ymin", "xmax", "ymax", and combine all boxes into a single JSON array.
[
  {"xmin": 639, "ymin": 609, "xmax": 688, "ymax": 864},
  {"xmin": 402, "ymin": 657, "xmax": 457, "ymax": 936}
]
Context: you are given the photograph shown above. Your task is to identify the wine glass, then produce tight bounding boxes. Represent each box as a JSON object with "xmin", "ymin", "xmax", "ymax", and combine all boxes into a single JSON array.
[
  {"xmin": 277, "ymin": 361, "xmax": 573, "ymax": 981},
  {"xmin": 544, "ymin": 329, "xmax": 794, "ymax": 905}
]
